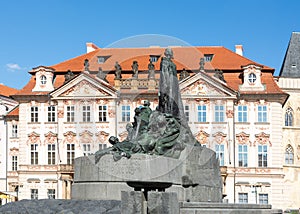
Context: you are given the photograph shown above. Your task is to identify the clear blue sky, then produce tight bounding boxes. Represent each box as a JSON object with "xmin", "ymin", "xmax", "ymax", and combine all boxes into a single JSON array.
[{"xmin": 1, "ymin": 0, "xmax": 300, "ymax": 89}]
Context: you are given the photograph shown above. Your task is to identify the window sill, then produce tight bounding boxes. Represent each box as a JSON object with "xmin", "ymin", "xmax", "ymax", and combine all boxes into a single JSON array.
[
  {"xmin": 28, "ymin": 122, "xmax": 41, "ymax": 124},
  {"xmin": 9, "ymin": 137, "xmax": 19, "ymax": 139},
  {"xmin": 254, "ymin": 122, "xmax": 270, "ymax": 125},
  {"xmin": 45, "ymin": 122, "xmax": 58, "ymax": 124},
  {"xmin": 236, "ymin": 122, "xmax": 250, "ymax": 125},
  {"xmin": 194, "ymin": 122, "xmax": 209, "ymax": 124},
  {"xmin": 211, "ymin": 122, "xmax": 227, "ymax": 124}
]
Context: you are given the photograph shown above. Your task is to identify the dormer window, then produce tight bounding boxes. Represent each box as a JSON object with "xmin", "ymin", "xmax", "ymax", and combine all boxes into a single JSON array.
[
  {"xmin": 248, "ymin": 73, "xmax": 256, "ymax": 84},
  {"xmin": 40, "ymin": 75, "xmax": 47, "ymax": 85},
  {"xmin": 239, "ymin": 64, "xmax": 264, "ymax": 92},
  {"xmin": 97, "ymin": 56, "xmax": 110, "ymax": 64},
  {"xmin": 150, "ymin": 55, "xmax": 160, "ymax": 63},
  {"xmin": 204, "ymin": 54, "xmax": 214, "ymax": 62},
  {"xmin": 32, "ymin": 66, "xmax": 55, "ymax": 92}
]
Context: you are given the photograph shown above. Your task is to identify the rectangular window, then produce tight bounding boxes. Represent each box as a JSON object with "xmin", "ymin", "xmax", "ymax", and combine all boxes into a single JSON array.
[
  {"xmin": 67, "ymin": 144, "xmax": 75, "ymax": 165},
  {"xmin": 258, "ymin": 145, "xmax": 268, "ymax": 167},
  {"xmin": 258, "ymin": 105, "xmax": 267, "ymax": 122},
  {"xmin": 47, "ymin": 106, "xmax": 56, "ymax": 122},
  {"xmin": 238, "ymin": 145, "xmax": 248, "ymax": 167},
  {"xmin": 31, "ymin": 189, "xmax": 38, "ymax": 200},
  {"xmin": 99, "ymin": 105, "xmax": 107, "ymax": 122},
  {"xmin": 31, "ymin": 106, "xmax": 38, "ymax": 122},
  {"xmin": 12, "ymin": 156, "xmax": 17, "ymax": 171},
  {"xmin": 238, "ymin": 193, "xmax": 248, "ymax": 204},
  {"xmin": 238, "ymin": 105, "xmax": 247, "ymax": 122},
  {"xmin": 122, "ymin": 105, "xmax": 131, "ymax": 122},
  {"xmin": 82, "ymin": 105, "xmax": 91, "ymax": 122},
  {"xmin": 197, "ymin": 105, "xmax": 207, "ymax": 122},
  {"xmin": 66, "ymin": 106, "xmax": 75, "ymax": 122},
  {"xmin": 204, "ymin": 54, "xmax": 214, "ymax": 62},
  {"xmin": 47, "ymin": 144, "xmax": 55, "ymax": 165},
  {"xmin": 82, "ymin": 144, "xmax": 92, "ymax": 156},
  {"xmin": 47, "ymin": 189, "xmax": 55, "ymax": 199},
  {"xmin": 99, "ymin": 144, "xmax": 107, "ymax": 151},
  {"xmin": 215, "ymin": 105, "xmax": 225, "ymax": 122},
  {"xmin": 12, "ymin": 124, "xmax": 18, "ymax": 138},
  {"xmin": 215, "ymin": 144, "xmax": 225, "ymax": 166},
  {"xmin": 184, "ymin": 105, "xmax": 189, "ymax": 122},
  {"xmin": 31, "ymin": 144, "xmax": 38, "ymax": 165},
  {"xmin": 259, "ymin": 193, "xmax": 268, "ymax": 204}
]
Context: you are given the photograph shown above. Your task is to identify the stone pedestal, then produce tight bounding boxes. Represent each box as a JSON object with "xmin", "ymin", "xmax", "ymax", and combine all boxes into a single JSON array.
[
  {"xmin": 121, "ymin": 191, "xmax": 146, "ymax": 214},
  {"xmin": 148, "ymin": 192, "xmax": 179, "ymax": 214},
  {"xmin": 72, "ymin": 145, "xmax": 223, "ymax": 202}
]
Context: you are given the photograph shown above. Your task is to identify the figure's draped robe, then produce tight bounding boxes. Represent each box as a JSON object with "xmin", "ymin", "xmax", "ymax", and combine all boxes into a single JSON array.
[{"xmin": 158, "ymin": 57, "xmax": 187, "ymax": 127}]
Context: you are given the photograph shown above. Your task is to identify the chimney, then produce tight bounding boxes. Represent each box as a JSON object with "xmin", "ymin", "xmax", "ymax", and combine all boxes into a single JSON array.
[
  {"xmin": 235, "ymin": 45, "xmax": 243, "ymax": 56},
  {"xmin": 86, "ymin": 42, "xmax": 99, "ymax": 53}
]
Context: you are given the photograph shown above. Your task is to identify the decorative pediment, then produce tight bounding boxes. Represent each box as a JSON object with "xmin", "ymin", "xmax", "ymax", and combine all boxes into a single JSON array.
[
  {"xmin": 27, "ymin": 132, "xmax": 41, "ymax": 145},
  {"xmin": 213, "ymin": 132, "xmax": 227, "ymax": 144},
  {"xmin": 236, "ymin": 132, "xmax": 251, "ymax": 146},
  {"xmin": 9, "ymin": 147, "xmax": 19, "ymax": 156},
  {"xmin": 180, "ymin": 72, "xmax": 237, "ymax": 98},
  {"xmin": 254, "ymin": 132, "xmax": 271, "ymax": 146},
  {"xmin": 50, "ymin": 73, "xmax": 117, "ymax": 99},
  {"xmin": 96, "ymin": 131, "xmax": 110, "ymax": 143},
  {"xmin": 44, "ymin": 131, "xmax": 57, "ymax": 144},
  {"xmin": 62, "ymin": 131, "xmax": 77, "ymax": 144},
  {"xmin": 195, "ymin": 130, "xmax": 209, "ymax": 145},
  {"xmin": 79, "ymin": 130, "xmax": 93, "ymax": 144}
]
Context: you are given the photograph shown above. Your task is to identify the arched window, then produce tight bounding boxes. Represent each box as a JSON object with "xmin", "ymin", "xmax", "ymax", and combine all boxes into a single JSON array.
[
  {"xmin": 285, "ymin": 107, "xmax": 293, "ymax": 126},
  {"xmin": 285, "ymin": 145, "xmax": 294, "ymax": 164},
  {"xmin": 40, "ymin": 75, "xmax": 47, "ymax": 85}
]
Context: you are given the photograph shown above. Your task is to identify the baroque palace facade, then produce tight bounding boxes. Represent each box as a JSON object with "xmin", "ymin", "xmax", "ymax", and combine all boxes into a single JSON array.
[{"xmin": 1, "ymin": 36, "xmax": 299, "ymax": 210}]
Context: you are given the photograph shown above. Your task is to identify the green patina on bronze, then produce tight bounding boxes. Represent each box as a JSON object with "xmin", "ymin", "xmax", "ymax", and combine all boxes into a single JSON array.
[{"xmin": 95, "ymin": 48, "xmax": 199, "ymax": 163}]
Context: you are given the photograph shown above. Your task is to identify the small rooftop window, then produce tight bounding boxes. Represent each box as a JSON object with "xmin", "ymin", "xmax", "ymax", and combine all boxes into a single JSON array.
[
  {"xmin": 97, "ymin": 56, "xmax": 111, "ymax": 64},
  {"xmin": 40, "ymin": 75, "xmax": 47, "ymax": 85},
  {"xmin": 204, "ymin": 54, "xmax": 214, "ymax": 62},
  {"xmin": 150, "ymin": 55, "xmax": 160, "ymax": 63}
]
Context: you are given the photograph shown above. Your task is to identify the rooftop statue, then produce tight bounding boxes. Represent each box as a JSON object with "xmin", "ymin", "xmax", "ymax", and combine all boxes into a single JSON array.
[
  {"xmin": 114, "ymin": 61, "xmax": 122, "ymax": 79},
  {"xmin": 95, "ymin": 48, "xmax": 199, "ymax": 162},
  {"xmin": 132, "ymin": 60, "xmax": 139, "ymax": 78}
]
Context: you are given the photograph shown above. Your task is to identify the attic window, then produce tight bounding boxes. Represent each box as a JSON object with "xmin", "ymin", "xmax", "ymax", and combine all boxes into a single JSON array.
[
  {"xmin": 150, "ymin": 55, "xmax": 160, "ymax": 63},
  {"xmin": 204, "ymin": 54, "xmax": 214, "ymax": 62},
  {"xmin": 291, "ymin": 64, "xmax": 296, "ymax": 68},
  {"xmin": 97, "ymin": 56, "xmax": 110, "ymax": 64},
  {"xmin": 40, "ymin": 75, "xmax": 47, "ymax": 85}
]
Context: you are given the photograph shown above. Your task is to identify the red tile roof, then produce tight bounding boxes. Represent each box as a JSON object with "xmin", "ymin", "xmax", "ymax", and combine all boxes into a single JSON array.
[
  {"xmin": 0, "ymin": 84, "xmax": 18, "ymax": 97},
  {"xmin": 6, "ymin": 106, "xmax": 19, "ymax": 117},
  {"xmin": 16, "ymin": 46, "xmax": 281, "ymax": 96}
]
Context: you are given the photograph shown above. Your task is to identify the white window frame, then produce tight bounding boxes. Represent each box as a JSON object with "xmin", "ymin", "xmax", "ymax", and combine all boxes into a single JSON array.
[
  {"xmin": 82, "ymin": 105, "xmax": 91, "ymax": 122},
  {"xmin": 98, "ymin": 105, "xmax": 108, "ymax": 122},
  {"xmin": 238, "ymin": 145, "xmax": 248, "ymax": 167},
  {"xmin": 31, "ymin": 144, "xmax": 38, "ymax": 165},
  {"xmin": 47, "ymin": 144, "xmax": 56, "ymax": 165},
  {"xmin": 66, "ymin": 106, "xmax": 75, "ymax": 122},
  {"xmin": 47, "ymin": 105, "xmax": 56, "ymax": 122},
  {"xmin": 67, "ymin": 144, "xmax": 75, "ymax": 165},
  {"xmin": 12, "ymin": 155, "xmax": 17, "ymax": 171},
  {"xmin": 215, "ymin": 105, "xmax": 225, "ymax": 122},
  {"xmin": 237, "ymin": 105, "xmax": 247, "ymax": 122},
  {"xmin": 31, "ymin": 189, "xmax": 38, "ymax": 199},
  {"xmin": 258, "ymin": 145, "xmax": 268, "ymax": 167},
  {"xmin": 12, "ymin": 124, "xmax": 18, "ymax": 138},
  {"xmin": 31, "ymin": 106, "xmax": 39, "ymax": 122},
  {"xmin": 257, "ymin": 105, "xmax": 267, "ymax": 122},
  {"xmin": 121, "ymin": 105, "xmax": 131, "ymax": 122},
  {"xmin": 197, "ymin": 105, "xmax": 207, "ymax": 122}
]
